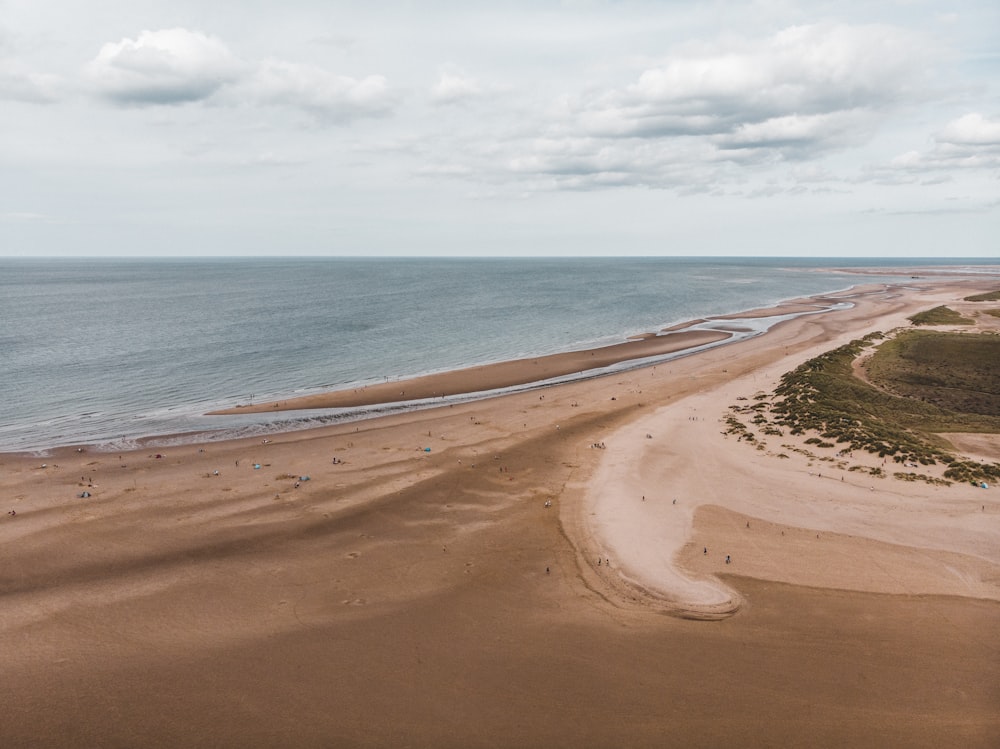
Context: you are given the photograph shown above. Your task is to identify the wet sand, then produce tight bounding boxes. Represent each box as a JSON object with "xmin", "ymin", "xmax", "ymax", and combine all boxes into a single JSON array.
[
  {"xmin": 2, "ymin": 278, "xmax": 999, "ymax": 747},
  {"xmin": 208, "ymin": 328, "xmax": 732, "ymax": 414}
]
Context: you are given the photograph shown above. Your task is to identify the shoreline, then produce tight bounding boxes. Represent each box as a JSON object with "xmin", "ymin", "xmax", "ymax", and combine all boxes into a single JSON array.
[
  {"xmin": 3, "ymin": 289, "xmax": 857, "ymax": 457},
  {"xmin": 206, "ymin": 293, "xmax": 856, "ymax": 417}
]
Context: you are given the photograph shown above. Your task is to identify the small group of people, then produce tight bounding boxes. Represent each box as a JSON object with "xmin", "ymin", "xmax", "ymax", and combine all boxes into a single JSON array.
[{"xmin": 703, "ymin": 547, "xmax": 731, "ymax": 565}]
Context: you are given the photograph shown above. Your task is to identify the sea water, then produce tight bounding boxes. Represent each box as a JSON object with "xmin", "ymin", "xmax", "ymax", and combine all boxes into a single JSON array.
[{"xmin": 1, "ymin": 256, "xmax": 994, "ymax": 452}]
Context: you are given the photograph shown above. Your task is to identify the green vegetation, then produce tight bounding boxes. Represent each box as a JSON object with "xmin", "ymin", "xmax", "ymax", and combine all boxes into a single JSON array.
[
  {"xmin": 907, "ymin": 306, "xmax": 974, "ymax": 326},
  {"xmin": 963, "ymin": 290, "xmax": 1000, "ymax": 302},
  {"xmin": 850, "ymin": 465, "xmax": 885, "ymax": 477},
  {"xmin": 805, "ymin": 437, "xmax": 835, "ymax": 448},
  {"xmin": 865, "ymin": 331, "xmax": 1000, "ymax": 417},
  {"xmin": 944, "ymin": 460, "xmax": 1000, "ymax": 485},
  {"xmin": 984, "ymin": 309, "xmax": 1000, "ymax": 319},
  {"xmin": 745, "ymin": 330, "xmax": 1000, "ymax": 485},
  {"xmin": 893, "ymin": 472, "xmax": 952, "ymax": 487},
  {"xmin": 724, "ymin": 414, "xmax": 754, "ymax": 442}
]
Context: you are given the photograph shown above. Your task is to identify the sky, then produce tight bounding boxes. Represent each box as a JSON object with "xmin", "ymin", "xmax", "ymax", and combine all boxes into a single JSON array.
[{"xmin": 1, "ymin": 0, "xmax": 998, "ymax": 258}]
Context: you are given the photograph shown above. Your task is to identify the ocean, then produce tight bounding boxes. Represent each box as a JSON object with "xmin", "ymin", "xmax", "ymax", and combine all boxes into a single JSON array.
[{"xmin": 1, "ymin": 256, "xmax": 995, "ymax": 453}]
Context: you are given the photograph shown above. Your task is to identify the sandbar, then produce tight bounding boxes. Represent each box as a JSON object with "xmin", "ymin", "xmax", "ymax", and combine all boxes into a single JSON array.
[{"xmin": 208, "ymin": 328, "xmax": 732, "ymax": 414}]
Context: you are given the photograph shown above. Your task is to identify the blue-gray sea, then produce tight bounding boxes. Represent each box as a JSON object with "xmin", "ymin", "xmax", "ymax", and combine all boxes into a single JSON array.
[{"xmin": 1, "ymin": 256, "xmax": 995, "ymax": 453}]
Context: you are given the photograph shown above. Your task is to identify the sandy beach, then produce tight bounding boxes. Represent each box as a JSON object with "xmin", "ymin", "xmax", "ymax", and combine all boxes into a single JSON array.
[{"xmin": 2, "ymin": 277, "xmax": 999, "ymax": 747}]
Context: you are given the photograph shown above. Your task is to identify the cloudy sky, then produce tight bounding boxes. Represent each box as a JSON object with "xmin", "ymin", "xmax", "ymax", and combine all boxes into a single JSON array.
[{"xmin": 1, "ymin": 0, "xmax": 997, "ymax": 257}]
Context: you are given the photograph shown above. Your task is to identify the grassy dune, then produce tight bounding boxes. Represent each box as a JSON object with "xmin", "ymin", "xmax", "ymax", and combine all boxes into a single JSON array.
[
  {"xmin": 741, "ymin": 330, "xmax": 1000, "ymax": 485},
  {"xmin": 963, "ymin": 290, "xmax": 1000, "ymax": 302},
  {"xmin": 908, "ymin": 305, "xmax": 974, "ymax": 325}
]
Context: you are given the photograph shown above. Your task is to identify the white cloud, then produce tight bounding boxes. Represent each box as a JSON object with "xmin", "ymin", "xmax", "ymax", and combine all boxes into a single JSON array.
[
  {"xmin": 245, "ymin": 59, "xmax": 393, "ymax": 122},
  {"xmin": 788, "ymin": 164, "xmax": 837, "ymax": 183},
  {"xmin": 869, "ymin": 112, "xmax": 1000, "ymax": 181},
  {"xmin": 0, "ymin": 26, "xmax": 60, "ymax": 102},
  {"xmin": 472, "ymin": 24, "xmax": 931, "ymax": 196},
  {"xmin": 488, "ymin": 22, "xmax": 931, "ymax": 193},
  {"xmin": 714, "ymin": 111, "xmax": 866, "ymax": 157},
  {"xmin": 579, "ymin": 23, "xmax": 925, "ymax": 142},
  {"xmin": 85, "ymin": 27, "xmax": 394, "ymax": 122},
  {"xmin": 0, "ymin": 58, "xmax": 59, "ymax": 102},
  {"xmin": 936, "ymin": 112, "xmax": 1000, "ymax": 146},
  {"xmin": 88, "ymin": 28, "xmax": 242, "ymax": 105},
  {"xmin": 430, "ymin": 72, "xmax": 481, "ymax": 105},
  {"xmin": 503, "ymin": 135, "xmax": 726, "ymax": 191}
]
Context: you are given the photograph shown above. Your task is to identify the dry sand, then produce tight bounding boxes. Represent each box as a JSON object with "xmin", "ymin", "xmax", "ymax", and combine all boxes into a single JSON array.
[{"xmin": 2, "ymin": 278, "xmax": 999, "ymax": 748}]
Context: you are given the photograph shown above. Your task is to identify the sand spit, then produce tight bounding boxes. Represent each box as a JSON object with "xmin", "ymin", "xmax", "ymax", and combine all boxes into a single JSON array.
[
  {"xmin": 2, "ymin": 278, "xmax": 999, "ymax": 747},
  {"xmin": 577, "ymin": 280, "xmax": 1000, "ymax": 617},
  {"xmin": 209, "ymin": 328, "xmax": 734, "ymax": 414}
]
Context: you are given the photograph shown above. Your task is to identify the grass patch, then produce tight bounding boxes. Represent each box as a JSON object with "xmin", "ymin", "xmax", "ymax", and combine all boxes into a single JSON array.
[
  {"xmin": 805, "ymin": 437, "xmax": 835, "ymax": 448},
  {"xmin": 984, "ymin": 309, "xmax": 1000, "ymax": 319},
  {"xmin": 865, "ymin": 330, "xmax": 1000, "ymax": 417},
  {"xmin": 724, "ymin": 415, "xmax": 755, "ymax": 442},
  {"xmin": 908, "ymin": 306, "xmax": 974, "ymax": 326},
  {"xmin": 893, "ymin": 472, "xmax": 952, "ymax": 487},
  {"xmin": 963, "ymin": 290, "xmax": 1000, "ymax": 302},
  {"xmin": 849, "ymin": 465, "xmax": 885, "ymax": 477}
]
